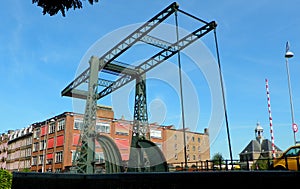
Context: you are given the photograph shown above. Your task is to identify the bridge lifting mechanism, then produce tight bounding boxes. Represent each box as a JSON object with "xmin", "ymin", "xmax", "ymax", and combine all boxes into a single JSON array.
[{"xmin": 61, "ymin": 2, "xmax": 217, "ymax": 174}]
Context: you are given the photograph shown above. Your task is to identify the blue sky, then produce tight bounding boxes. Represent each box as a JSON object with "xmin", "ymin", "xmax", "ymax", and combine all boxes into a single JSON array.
[{"xmin": 1, "ymin": 0, "xmax": 300, "ymax": 160}]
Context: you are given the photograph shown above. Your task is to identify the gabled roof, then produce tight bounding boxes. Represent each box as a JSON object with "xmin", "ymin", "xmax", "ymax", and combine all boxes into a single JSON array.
[
  {"xmin": 261, "ymin": 139, "xmax": 282, "ymax": 152},
  {"xmin": 239, "ymin": 139, "xmax": 282, "ymax": 155},
  {"xmin": 240, "ymin": 139, "xmax": 261, "ymax": 154}
]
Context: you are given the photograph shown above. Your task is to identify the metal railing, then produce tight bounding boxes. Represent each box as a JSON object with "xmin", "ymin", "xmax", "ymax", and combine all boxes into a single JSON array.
[{"xmin": 168, "ymin": 158, "xmax": 278, "ymax": 172}]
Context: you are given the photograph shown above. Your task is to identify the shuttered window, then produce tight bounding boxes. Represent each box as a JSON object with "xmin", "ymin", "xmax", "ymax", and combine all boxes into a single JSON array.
[
  {"xmin": 73, "ymin": 134, "xmax": 80, "ymax": 146},
  {"xmin": 48, "ymin": 138, "xmax": 54, "ymax": 148},
  {"xmin": 41, "ymin": 126, "xmax": 47, "ymax": 136},
  {"xmin": 56, "ymin": 135, "xmax": 64, "ymax": 146}
]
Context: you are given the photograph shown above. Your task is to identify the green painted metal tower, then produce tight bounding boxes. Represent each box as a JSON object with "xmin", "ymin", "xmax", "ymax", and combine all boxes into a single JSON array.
[{"xmin": 61, "ymin": 2, "xmax": 216, "ymax": 174}]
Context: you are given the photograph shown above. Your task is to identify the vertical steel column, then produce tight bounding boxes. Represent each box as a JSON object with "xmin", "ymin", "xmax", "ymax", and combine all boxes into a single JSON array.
[
  {"xmin": 73, "ymin": 56, "xmax": 102, "ymax": 174},
  {"xmin": 133, "ymin": 71, "xmax": 149, "ymax": 140},
  {"xmin": 127, "ymin": 71, "xmax": 149, "ymax": 172}
]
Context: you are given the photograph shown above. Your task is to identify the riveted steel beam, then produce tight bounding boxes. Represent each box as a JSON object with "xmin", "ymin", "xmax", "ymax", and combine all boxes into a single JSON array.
[
  {"xmin": 140, "ymin": 35, "xmax": 176, "ymax": 51},
  {"xmin": 97, "ymin": 21, "xmax": 216, "ymax": 100},
  {"xmin": 61, "ymin": 2, "xmax": 178, "ymax": 98}
]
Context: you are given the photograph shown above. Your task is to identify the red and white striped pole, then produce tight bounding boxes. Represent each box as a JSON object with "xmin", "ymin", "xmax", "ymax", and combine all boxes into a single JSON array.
[{"xmin": 265, "ymin": 78, "xmax": 276, "ymax": 158}]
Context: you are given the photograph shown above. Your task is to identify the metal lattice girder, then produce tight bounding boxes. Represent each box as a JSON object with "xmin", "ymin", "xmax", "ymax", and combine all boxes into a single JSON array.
[
  {"xmin": 61, "ymin": 61, "xmax": 136, "ymax": 98},
  {"xmin": 72, "ymin": 56, "xmax": 104, "ymax": 174},
  {"xmin": 98, "ymin": 78, "xmax": 114, "ymax": 87},
  {"xmin": 140, "ymin": 34, "xmax": 176, "ymax": 51},
  {"xmin": 133, "ymin": 72, "xmax": 149, "ymax": 139},
  {"xmin": 61, "ymin": 2, "xmax": 179, "ymax": 98},
  {"xmin": 97, "ymin": 21, "xmax": 217, "ymax": 99},
  {"xmin": 101, "ymin": 2, "xmax": 179, "ymax": 64},
  {"xmin": 67, "ymin": 79, "xmax": 114, "ymax": 100},
  {"xmin": 127, "ymin": 72, "xmax": 149, "ymax": 172},
  {"xmin": 136, "ymin": 21, "xmax": 217, "ymax": 75}
]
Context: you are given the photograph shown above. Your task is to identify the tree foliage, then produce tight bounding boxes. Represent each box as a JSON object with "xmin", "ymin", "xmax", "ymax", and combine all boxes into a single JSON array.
[
  {"xmin": 0, "ymin": 169, "xmax": 12, "ymax": 189},
  {"xmin": 212, "ymin": 152, "xmax": 224, "ymax": 165},
  {"xmin": 32, "ymin": 0, "xmax": 99, "ymax": 17}
]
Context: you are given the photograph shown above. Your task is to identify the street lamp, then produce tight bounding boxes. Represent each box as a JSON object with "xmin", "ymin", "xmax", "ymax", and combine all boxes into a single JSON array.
[{"xmin": 284, "ymin": 41, "xmax": 297, "ymax": 145}]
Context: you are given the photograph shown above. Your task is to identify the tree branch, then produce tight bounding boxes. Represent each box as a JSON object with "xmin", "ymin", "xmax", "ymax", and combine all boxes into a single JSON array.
[{"xmin": 32, "ymin": 0, "xmax": 99, "ymax": 17}]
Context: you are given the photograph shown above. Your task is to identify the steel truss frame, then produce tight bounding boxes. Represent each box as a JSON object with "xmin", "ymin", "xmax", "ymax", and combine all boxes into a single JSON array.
[{"xmin": 62, "ymin": 2, "xmax": 217, "ymax": 174}]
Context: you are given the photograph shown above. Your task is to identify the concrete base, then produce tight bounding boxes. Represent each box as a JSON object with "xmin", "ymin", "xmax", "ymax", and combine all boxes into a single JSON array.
[{"xmin": 12, "ymin": 171, "xmax": 299, "ymax": 189}]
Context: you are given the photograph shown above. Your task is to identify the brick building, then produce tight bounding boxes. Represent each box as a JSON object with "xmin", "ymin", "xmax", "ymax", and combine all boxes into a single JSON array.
[
  {"xmin": 6, "ymin": 126, "xmax": 33, "ymax": 172},
  {"xmin": 4, "ymin": 105, "xmax": 209, "ymax": 172},
  {"xmin": 0, "ymin": 133, "xmax": 9, "ymax": 169}
]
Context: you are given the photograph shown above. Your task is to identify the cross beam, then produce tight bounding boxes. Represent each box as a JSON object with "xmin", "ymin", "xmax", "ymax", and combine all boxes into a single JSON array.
[
  {"xmin": 97, "ymin": 21, "xmax": 217, "ymax": 99},
  {"xmin": 61, "ymin": 2, "xmax": 179, "ymax": 98}
]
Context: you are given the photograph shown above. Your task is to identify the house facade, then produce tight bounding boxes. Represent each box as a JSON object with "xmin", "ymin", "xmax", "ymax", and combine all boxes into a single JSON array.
[
  {"xmin": 4, "ymin": 105, "xmax": 209, "ymax": 172},
  {"xmin": 239, "ymin": 122, "xmax": 282, "ymax": 169}
]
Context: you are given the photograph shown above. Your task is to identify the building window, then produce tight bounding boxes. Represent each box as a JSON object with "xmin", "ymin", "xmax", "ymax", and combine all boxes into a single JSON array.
[
  {"xmin": 56, "ymin": 135, "xmax": 64, "ymax": 147},
  {"xmin": 26, "ymin": 137, "xmax": 32, "ymax": 145},
  {"xmin": 25, "ymin": 148, "xmax": 31, "ymax": 157},
  {"xmin": 174, "ymin": 153, "xmax": 178, "ymax": 160},
  {"xmin": 49, "ymin": 122, "xmax": 56, "ymax": 134},
  {"xmin": 192, "ymin": 136, "xmax": 195, "ymax": 142},
  {"xmin": 39, "ymin": 155, "xmax": 44, "ymax": 165},
  {"xmin": 150, "ymin": 129, "xmax": 162, "ymax": 139},
  {"xmin": 192, "ymin": 146, "xmax": 195, "ymax": 151},
  {"xmin": 39, "ymin": 140, "xmax": 46, "ymax": 150},
  {"xmin": 174, "ymin": 144, "xmax": 177, "ymax": 151},
  {"xmin": 71, "ymin": 150, "xmax": 79, "ymax": 162},
  {"xmin": 46, "ymin": 153, "xmax": 53, "ymax": 164},
  {"xmin": 96, "ymin": 122, "xmax": 110, "ymax": 133},
  {"xmin": 115, "ymin": 123, "xmax": 129, "ymax": 136},
  {"xmin": 174, "ymin": 134, "xmax": 177, "ymax": 140},
  {"xmin": 47, "ymin": 138, "xmax": 54, "ymax": 149},
  {"xmin": 198, "ymin": 137, "xmax": 200, "ymax": 143},
  {"xmin": 25, "ymin": 160, "xmax": 30, "ymax": 168},
  {"xmin": 46, "ymin": 159, "xmax": 53, "ymax": 165},
  {"xmin": 33, "ymin": 142, "xmax": 39, "ymax": 152},
  {"xmin": 57, "ymin": 119, "xmax": 65, "ymax": 131},
  {"xmin": 95, "ymin": 152, "xmax": 104, "ymax": 163},
  {"xmin": 32, "ymin": 156, "xmax": 37, "ymax": 165},
  {"xmin": 55, "ymin": 168, "xmax": 62, "ymax": 173},
  {"xmin": 55, "ymin": 151, "xmax": 63, "ymax": 163},
  {"xmin": 74, "ymin": 119, "xmax": 83, "ymax": 130},
  {"xmin": 33, "ymin": 128, "xmax": 40, "ymax": 139},
  {"xmin": 198, "ymin": 146, "xmax": 201, "ymax": 152},
  {"xmin": 193, "ymin": 155, "xmax": 196, "ymax": 161}
]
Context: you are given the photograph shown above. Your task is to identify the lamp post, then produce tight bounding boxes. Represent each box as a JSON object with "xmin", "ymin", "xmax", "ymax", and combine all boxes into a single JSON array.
[{"xmin": 285, "ymin": 41, "xmax": 297, "ymax": 145}]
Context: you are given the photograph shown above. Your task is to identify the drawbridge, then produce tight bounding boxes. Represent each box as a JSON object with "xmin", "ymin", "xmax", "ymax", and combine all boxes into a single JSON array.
[{"xmin": 61, "ymin": 2, "xmax": 217, "ymax": 174}]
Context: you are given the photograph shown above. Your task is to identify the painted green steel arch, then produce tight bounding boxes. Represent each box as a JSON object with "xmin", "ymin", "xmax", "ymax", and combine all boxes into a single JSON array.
[{"xmin": 95, "ymin": 134, "xmax": 123, "ymax": 173}]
